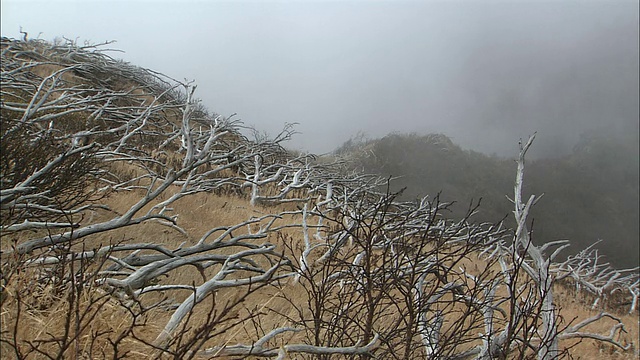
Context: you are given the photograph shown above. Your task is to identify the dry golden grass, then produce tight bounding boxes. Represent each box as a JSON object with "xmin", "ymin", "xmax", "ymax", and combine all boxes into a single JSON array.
[
  {"xmin": 3, "ymin": 170, "xmax": 639, "ymax": 359},
  {"xmin": 2, "ymin": 38, "xmax": 637, "ymax": 359}
]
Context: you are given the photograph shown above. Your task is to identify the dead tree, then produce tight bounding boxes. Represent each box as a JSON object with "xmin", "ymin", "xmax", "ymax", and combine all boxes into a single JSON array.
[
  {"xmin": 1, "ymin": 37, "xmax": 394, "ymax": 359},
  {"xmin": 480, "ymin": 134, "xmax": 633, "ymax": 359}
]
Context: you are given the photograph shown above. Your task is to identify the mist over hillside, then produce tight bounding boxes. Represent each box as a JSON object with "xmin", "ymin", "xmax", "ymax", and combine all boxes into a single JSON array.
[
  {"xmin": 2, "ymin": 1, "xmax": 637, "ymax": 158},
  {"xmin": 336, "ymin": 130, "xmax": 640, "ymax": 268}
]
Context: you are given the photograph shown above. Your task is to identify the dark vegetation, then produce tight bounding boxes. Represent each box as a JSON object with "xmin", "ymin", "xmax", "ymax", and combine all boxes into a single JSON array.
[{"xmin": 336, "ymin": 131, "xmax": 639, "ymax": 268}]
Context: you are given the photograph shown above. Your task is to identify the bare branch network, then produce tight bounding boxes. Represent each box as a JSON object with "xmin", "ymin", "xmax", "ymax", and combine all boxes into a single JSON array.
[{"xmin": 1, "ymin": 36, "xmax": 637, "ymax": 359}]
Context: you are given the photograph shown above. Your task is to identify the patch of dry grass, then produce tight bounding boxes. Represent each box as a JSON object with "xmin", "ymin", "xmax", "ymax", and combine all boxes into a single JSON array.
[{"xmin": 5, "ymin": 187, "xmax": 637, "ymax": 358}]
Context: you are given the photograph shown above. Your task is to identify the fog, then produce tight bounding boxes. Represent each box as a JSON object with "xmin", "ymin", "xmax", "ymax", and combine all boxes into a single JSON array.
[{"xmin": 2, "ymin": 0, "xmax": 638, "ymax": 158}]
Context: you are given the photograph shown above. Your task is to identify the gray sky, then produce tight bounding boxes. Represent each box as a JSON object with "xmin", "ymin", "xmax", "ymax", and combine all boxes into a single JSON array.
[{"xmin": 2, "ymin": 0, "xmax": 638, "ymax": 157}]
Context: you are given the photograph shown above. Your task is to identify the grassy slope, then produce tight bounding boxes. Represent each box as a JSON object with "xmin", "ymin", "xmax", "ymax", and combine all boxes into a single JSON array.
[
  {"xmin": 90, "ymin": 190, "xmax": 640, "ymax": 358},
  {"xmin": 1, "ymin": 37, "xmax": 637, "ymax": 359},
  {"xmin": 9, "ymin": 188, "xmax": 635, "ymax": 358}
]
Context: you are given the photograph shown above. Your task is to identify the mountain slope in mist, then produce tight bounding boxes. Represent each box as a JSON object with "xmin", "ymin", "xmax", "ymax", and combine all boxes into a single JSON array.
[{"xmin": 338, "ymin": 131, "xmax": 639, "ymax": 268}]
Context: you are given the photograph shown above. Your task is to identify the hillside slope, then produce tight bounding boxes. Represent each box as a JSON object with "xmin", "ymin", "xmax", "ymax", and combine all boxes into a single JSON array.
[
  {"xmin": 338, "ymin": 132, "xmax": 639, "ymax": 268},
  {"xmin": 1, "ymin": 37, "xmax": 638, "ymax": 359}
]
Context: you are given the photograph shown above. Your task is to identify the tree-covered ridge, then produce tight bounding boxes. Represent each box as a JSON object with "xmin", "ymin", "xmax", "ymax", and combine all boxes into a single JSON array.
[{"xmin": 340, "ymin": 131, "xmax": 639, "ymax": 268}]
